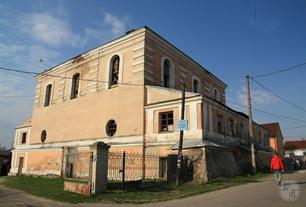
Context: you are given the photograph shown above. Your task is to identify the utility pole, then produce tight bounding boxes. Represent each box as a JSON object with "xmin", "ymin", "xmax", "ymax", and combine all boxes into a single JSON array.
[
  {"xmin": 246, "ymin": 75, "xmax": 256, "ymax": 173},
  {"xmin": 176, "ymin": 82, "xmax": 186, "ymax": 186}
]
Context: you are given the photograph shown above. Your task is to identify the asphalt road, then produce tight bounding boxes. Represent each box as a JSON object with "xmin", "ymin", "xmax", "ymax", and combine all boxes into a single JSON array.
[{"xmin": 0, "ymin": 170, "xmax": 305, "ymax": 207}]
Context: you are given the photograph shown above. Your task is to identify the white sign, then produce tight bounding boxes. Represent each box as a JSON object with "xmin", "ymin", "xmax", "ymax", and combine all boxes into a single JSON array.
[{"xmin": 176, "ymin": 120, "xmax": 188, "ymax": 131}]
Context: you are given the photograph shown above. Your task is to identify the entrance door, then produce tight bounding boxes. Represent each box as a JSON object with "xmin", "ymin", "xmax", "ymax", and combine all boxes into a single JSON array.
[{"xmin": 18, "ymin": 157, "xmax": 24, "ymax": 175}]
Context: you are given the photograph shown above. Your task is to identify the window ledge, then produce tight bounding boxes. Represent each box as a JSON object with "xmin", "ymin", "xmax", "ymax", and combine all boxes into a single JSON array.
[{"xmin": 159, "ymin": 131, "xmax": 174, "ymax": 134}]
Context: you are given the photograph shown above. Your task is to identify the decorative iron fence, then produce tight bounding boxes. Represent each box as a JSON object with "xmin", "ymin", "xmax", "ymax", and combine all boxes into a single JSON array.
[
  {"xmin": 65, "ymin": 148, "xmax": 166, "ymax": 182},
  {"xmin": 108, "ymin": 151, "xmax": 164, "ymax": 181}
]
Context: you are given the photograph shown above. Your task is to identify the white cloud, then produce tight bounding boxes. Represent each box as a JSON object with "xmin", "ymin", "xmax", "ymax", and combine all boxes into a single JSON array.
[
  {"xmin": 103, "ymin": 13, "xmax": 127, "ymax": 36},
  {"xmin": 0, "ymin": 43, "xmax": 25, "ymax": 58},
  {"xmin": 83, "ymin": 12, "xmax": 128, "ymax": 42},
  {"xmin": 0, "ymin": 42, "xmax": 59, "ymax": 72},
  {"xmin": 84, "ymin": 27, "xmax": 104, "ymax": 40},
  {"xmin": 236, "ymin": 86, "xmax": 278, "ymax": 107},
  {"xmin": 19, "ymin": 13, "xmax": 82, "ymax": 47}
]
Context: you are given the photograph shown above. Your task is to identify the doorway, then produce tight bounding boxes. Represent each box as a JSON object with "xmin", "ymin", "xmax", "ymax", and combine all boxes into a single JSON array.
[{"xmin": 18, "ymin": 157, "xmax": 24, "ymax": 175}]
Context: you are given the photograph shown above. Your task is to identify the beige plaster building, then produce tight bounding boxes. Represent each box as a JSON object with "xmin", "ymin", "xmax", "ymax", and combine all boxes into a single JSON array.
[
  {"xmin": 261, "ymin": 122, "xmax": 284, "ymax": 156},
  {"xmin": 10, "ymin": 27, "xmax": 271, "ymax": 180}
]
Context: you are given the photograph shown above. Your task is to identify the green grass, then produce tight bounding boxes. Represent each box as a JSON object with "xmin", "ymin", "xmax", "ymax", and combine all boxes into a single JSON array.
[{"xmin": 2, "ymin": 173, "xmax": 267, "ymax": 204}]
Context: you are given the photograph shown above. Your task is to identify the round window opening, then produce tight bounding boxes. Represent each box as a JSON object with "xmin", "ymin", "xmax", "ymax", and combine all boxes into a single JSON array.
[
  {"xmin": 41, "ymin": 130, "xmax": 47, "ymax": 143},
  {"xmin": 106, "ymin": 120, "xmax": 117, "ymax": 137}
]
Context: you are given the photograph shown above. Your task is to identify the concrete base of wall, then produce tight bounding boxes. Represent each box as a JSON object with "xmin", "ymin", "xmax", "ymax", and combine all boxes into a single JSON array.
[
  {"xmin": 206, "ymin": 147, "xmax": 240, "ymax": 180},
  {"xmin": 64, "ymin": 179, "xmax": 91, "ymax": 195},
  {"xmin": 8, "ymin": 172, "xmax": 17, "ymax": 176},
  {"xmin": 256, "ymin": 151, "xmax": 272, "ymax": 172}
]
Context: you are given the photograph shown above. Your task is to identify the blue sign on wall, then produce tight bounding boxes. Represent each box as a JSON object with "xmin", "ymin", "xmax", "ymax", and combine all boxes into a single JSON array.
[{"xmin": 176, "ymin": 120, "xmax": 188, "ymax": 131}]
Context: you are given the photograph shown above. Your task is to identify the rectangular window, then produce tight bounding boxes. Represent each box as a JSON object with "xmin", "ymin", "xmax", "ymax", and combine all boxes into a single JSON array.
[
  {"xmin": 159, "ymin": 111, "xmax": 174, "ymax": 132},
  {"xmin": 228, "ymin": 119, "xmax": 235, "ymax": 136},
  {"xmin": 206, "ymin": 105, "xmax": 210, "ymax": 131},
  {"xmin": 240, "ymin": 123, "xmax": 244, "ymax": 138},
  {"xmin": 217, "ymin": 114, "xmax": 223, "ymax": 133},
  {"xmin": 21, "ymin": 132, "xmax": 27, "ymax": 144}
]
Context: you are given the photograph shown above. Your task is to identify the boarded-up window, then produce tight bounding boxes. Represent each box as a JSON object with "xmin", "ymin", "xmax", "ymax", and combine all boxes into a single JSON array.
[
  {"xmin": 159, "ymin": 111, "xmax": 174, "ymax": 132},
  {"xmin": 70, "ymin": 73, "xmax": 80, "ymax": 99},
  {"xmin": 44, "ymin": 84, "xmax": 52, "ymax": 107}
]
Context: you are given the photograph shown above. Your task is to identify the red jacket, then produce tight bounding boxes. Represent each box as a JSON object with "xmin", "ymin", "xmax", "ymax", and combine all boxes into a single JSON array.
[{"xmin": 270, "ymin": 156, "xmax": 284, "ymax": 171}]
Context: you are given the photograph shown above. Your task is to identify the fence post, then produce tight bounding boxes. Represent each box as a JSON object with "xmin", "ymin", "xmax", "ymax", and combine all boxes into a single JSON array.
[
  {"xmin": 122, "ymin": 151, "xmax": 126, "ymax": 191},
  {"xmin": 90, "ymin": 142, "xmax": 111, "ymax": 194},
  {"xmin": 61, "ymin": 147, "xmax": 69, "ymax": 178}
]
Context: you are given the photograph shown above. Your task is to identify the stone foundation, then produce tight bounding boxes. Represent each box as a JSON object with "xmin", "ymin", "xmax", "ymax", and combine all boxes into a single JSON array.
[
  {"xmin": 206, "ymin": 147, "xmax": 240, "ymax": 179},
  {"xmin": 64, "ymin": 179, "xmax": 91, "ymax": 195}
]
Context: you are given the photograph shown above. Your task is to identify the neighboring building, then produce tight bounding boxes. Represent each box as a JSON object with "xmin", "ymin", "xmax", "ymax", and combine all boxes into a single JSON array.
[
  {"xmin": 284, "ymin": 140, "xmax": 306, "ymax": 160},
  {"xmin": 9, "ymin": 27, "xmax": 271, "ymax": 181},
  {"xmin": 9, "ymin": 118, "xmax": 31, "ymax": 175},
  {"xmin": 0, "ymin": 149, "xmax": 11, "ymax": 176},
  {"xmin": 261, "ymin": 122, "xmax": 284, "ymax": 156}
]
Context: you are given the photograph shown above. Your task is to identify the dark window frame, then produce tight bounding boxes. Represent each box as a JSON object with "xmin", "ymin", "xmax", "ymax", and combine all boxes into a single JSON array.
[
  {"xmin": 106, "ymin": 120, "xmax": 117, "ymax": 136},
  {"xmin": 44, "ymin": 84, "xmax": 52, "ymax": 107},
  {"xmin": 41, "ymin": 130, "xmax": 47, "ymax": 143},
  {"xmin": 110, "ymin": 55, "xmax": 120, "ymax": 87},
  {"xmin": 21, "ymin": 132, "xmax": 27, "ymax": 144},
  {"xmin": 213, "ymin": 89, "xmax": 219, "ymax": 100},
  {"xmin": 228, "ymin": 119, "xmax": 235, "ymax": 137},
  {"xmin": 217, "ymin": 114, "xmax": 223, "ymax": 134},
  {"xmin": 193, "ymin": 79, "xmax": 200, "ymax": 93},
  {"xmin": 159, "ymin": 111, "xmax": 174, "ymax": 133},
  {"xmin": 163, "ymin": 59, "xmax": 171, "ymax": 88},
  {"xmin": 239, "ymin": 123, "xmax": 244, "ymax": 138},
  {"xmin": 70, "ymin": 73, "xmax": 80, "ymax": 99}
]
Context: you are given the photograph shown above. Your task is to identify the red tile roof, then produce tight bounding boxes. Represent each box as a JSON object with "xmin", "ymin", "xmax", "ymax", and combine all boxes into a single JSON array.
[
  {"xmin": 261, "ymin": 122, "xmax": 280, "ymax": 137},
  {"xmin": 284, "ymin": 140, "xmax": 306, "ymax": 150}
]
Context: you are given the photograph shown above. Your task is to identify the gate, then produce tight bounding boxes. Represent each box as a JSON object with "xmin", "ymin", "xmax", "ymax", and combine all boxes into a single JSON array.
[{"xmin": 108, "ymin": 151, "xmax": 165, "ymax": 181}]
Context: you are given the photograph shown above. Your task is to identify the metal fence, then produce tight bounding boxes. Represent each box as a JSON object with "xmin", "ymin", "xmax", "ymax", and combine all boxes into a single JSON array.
[
  {"xmin": 65, "ymin": 149, "xmax": 165, "ymax": 182},
  {"xmin": 108, "ymin": 151, "xmax": 163, "ymax": 181}
]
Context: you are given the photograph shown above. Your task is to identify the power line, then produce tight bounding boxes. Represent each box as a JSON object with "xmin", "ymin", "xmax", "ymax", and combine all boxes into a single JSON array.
[
  {"xmin": 282, "ymin": 125, "xmax": 306, "ymax": 131},
  {"xmin": 251, "ymin": 61, "xmax": 306, "ymax": 78},
  {"xmin": 283, "ymin": 134, "xmax": 306, "ymax": 138},
  {"xmin": 227, "ymin": 99, "xmax": 306, "ymax": 123},
  {"xmin": 250, "ymin": 77, "xmax": 306, "ymax": 113},
  {"xmin": 0, "ymin": 66, "xmax": 145, "ymax": 87},
  {"xmin": 0, "ymin": 95, "xmax": 34, "ymax": 98}
]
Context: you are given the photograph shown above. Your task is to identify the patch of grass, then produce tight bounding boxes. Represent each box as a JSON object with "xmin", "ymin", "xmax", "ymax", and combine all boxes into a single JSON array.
[
  {"xmin": 3, "ymin": 176, "xmax": 96, "ymax": 203},
  {"xmin": 2, "ymin": 173, "xmax": 267, "ymax": 204}
]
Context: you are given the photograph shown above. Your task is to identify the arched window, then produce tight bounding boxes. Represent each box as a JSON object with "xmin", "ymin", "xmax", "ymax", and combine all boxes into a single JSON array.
[
  {"xmin": 44, "ymin": 84, "xmax": 52, "ymax": 107},
  {"xmin": 192, "ymin": 78, "xmax": 200, "ymax": 93},
  {"xmin": 110, "ymin": 55, "xmax": 120, "ymax": 86},
  {"xmin": 213, "ymin": 88, "xmax": 219, "ymax": 101},
  {"xmin": 70, "ymin": 73, "xmax": 80, "ymax": 99},
  {"xmin": 163, "ymin": 59, "xmax": 171, "ymax": 88},
  {"xmin": 41, "ymin": 130, "xmax": 47, "ymax": 143}
]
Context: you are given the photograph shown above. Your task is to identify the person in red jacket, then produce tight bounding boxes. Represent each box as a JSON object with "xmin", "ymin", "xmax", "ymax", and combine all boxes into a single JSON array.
[{"xmin": 270, "ymin": 152, "xmax": 285, "ymax": 185}]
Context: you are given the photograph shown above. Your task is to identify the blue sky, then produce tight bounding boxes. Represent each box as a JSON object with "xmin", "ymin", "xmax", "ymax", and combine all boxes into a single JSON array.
[{"xmin": 0, "ymin": 0, "xmax": 305, "ymax": 148}]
